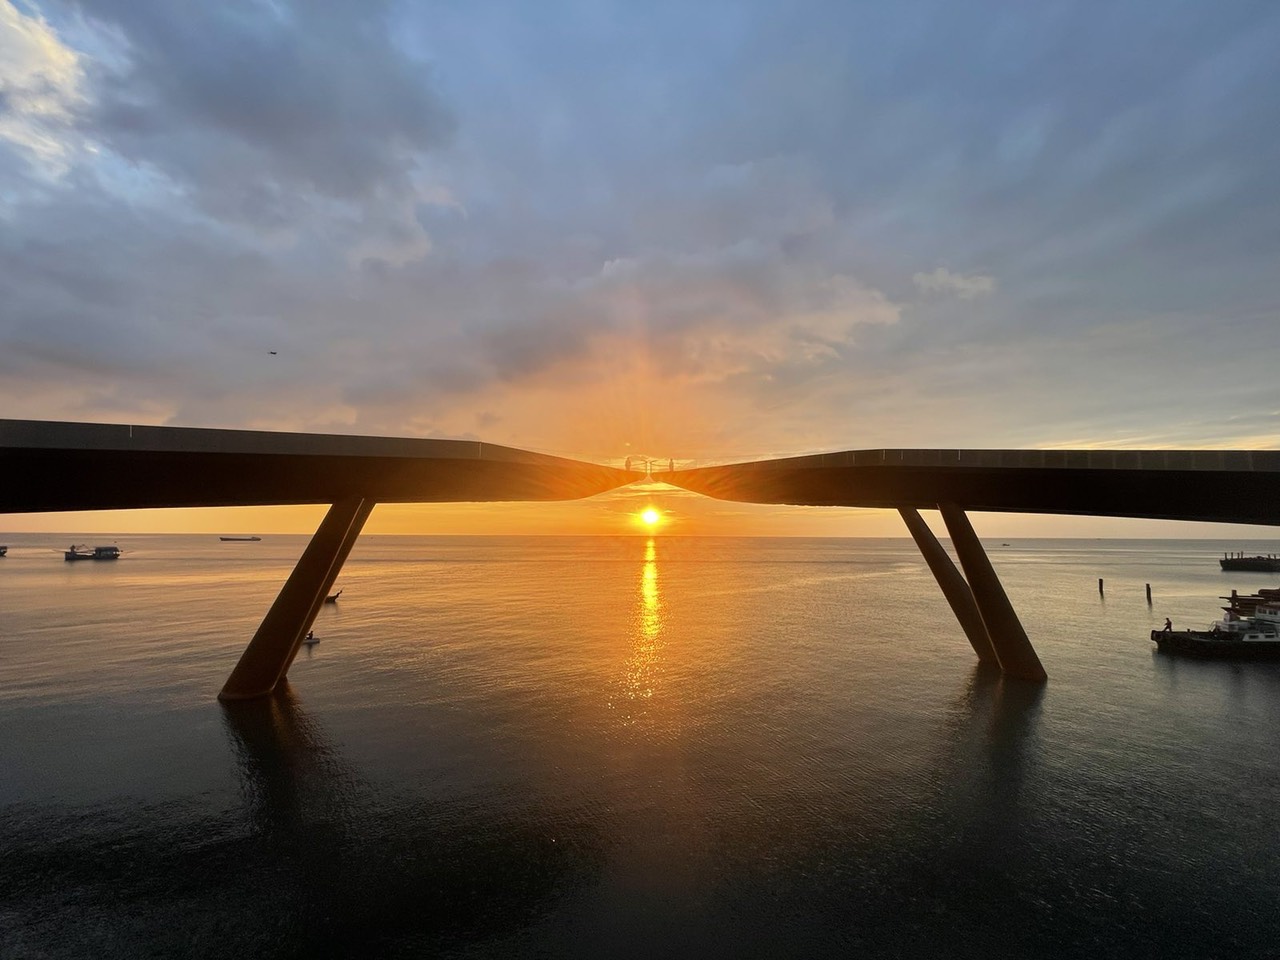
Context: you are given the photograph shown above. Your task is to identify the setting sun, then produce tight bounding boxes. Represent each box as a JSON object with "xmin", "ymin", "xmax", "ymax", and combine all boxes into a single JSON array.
[{"xmin": 641, "ymin": 508, "xmax": 660, "ymax": 527}]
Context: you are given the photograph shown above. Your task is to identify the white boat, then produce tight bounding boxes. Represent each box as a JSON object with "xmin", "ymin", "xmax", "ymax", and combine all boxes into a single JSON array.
[{"xmin": 1152, "ymin": 594, "xmax": 1280, "ymax": 658}]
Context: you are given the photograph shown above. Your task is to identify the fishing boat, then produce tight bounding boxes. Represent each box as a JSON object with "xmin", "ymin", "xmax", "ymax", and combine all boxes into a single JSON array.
[
  {"xmin": 1219, "ymin": 552, "xmax": 1280, "ymax": 572},
  {"xmin": 1151, "ymin": 590, "xmax": 1280, "ymax": 659},
  {"xmin": 65, "ymin": 545, "xmax": 121, "ymax": 561},
  {"xmin": 324, "ymin": 589, "xmax": 342, "ymax": 603},
  {"xmin": 219, "ymin": 536, "xmax": 262, "ymax": 542},
  {"xmin": 0, "ymin": 545, "xmax": 7, "ymax": 557},
  {"xmin": 303, "ymin": 631, "xmax": 320, "ymax": 646}
]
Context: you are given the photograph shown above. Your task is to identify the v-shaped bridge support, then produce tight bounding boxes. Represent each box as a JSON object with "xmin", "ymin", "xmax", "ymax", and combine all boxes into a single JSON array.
[
  {"xmin": 900, "ymin": 506, "xmax": 1047, "ymax": 682},
  {"xmin": 219, "ymin": 497, "xmax": 375, "ymax": 701}
]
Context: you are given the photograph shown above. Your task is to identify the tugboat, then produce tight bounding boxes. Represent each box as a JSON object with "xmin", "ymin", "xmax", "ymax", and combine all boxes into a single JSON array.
[
  {"xmin": 1152, "ymin": 589, "xmax": 1280, "ymax": 659},
  {"xmin": 65, "ymin": 545, "xmax": 121, "ymax": 561}
]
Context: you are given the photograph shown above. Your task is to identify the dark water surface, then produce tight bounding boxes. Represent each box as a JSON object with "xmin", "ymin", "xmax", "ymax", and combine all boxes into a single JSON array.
[{"xmin": 3, "ymin": 535, "xmax": 1280, "ymax": 958}]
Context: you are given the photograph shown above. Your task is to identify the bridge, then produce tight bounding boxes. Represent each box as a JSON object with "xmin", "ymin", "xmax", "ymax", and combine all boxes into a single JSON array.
[
  {"xmin": 0, "ymin": 419, "xmax": 635, "ymax": 701},
  {"xmin": 4, "ymin": 419, "xmax": 1278, "ymax": 697},
  {"xmin": 661, "ymin": 449, "xmax": 1280, "ymax": 682}
]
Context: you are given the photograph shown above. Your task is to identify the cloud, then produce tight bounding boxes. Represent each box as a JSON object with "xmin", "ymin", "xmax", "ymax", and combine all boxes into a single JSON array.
[
  {"xmin": 0, "ymin": 0, "xmax": 85, "ymax": 175},
  {"xmin": 912, "ymin": 267, "xmax": 996, "ymax": 300},
  {"xmin": 87, "ymin": 0, "xmax": 453, "ymax": 197},
  {"xmin": 0, "ymin": 0, "xmax": 456, "ymax": 267},
  {"xmin": 3, "ymin": 0, "xmax": 1280, "ymax": 469}
]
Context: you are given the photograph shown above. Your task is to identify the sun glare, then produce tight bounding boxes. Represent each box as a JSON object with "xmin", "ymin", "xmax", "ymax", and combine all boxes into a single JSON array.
[{"xmin": 641, "ymin": 508, "xmax": 660, "ymax": 527}]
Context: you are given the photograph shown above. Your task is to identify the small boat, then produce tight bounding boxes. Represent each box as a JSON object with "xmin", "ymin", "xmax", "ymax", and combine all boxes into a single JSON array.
[
  {"xmin": 0, "ymin": 545, "xmax": 7, "ymax": 557},
  {"xmin": 65, "ymin": 545, "xmax": 121, "ymax": 561},
  {"xmin": 1152, "ymin": 593, "xmax": 1280, "ymax": 659},
  {"xmin": 302, "ymin": 631, "xmax": 320, "ymax": 646},
  {"xmin": 1219, "ymin": 552, "xmax": 1280, "ymax": 572},
  {"xmin": 324, "ymin": 589, "xmax": 342, "ymax": 603},
  {"xmin": 219, "ymin": 536, "xmax": 262, "ymax": 542}
]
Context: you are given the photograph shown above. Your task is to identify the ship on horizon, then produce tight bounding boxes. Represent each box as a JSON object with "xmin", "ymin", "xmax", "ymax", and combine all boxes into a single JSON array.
[{"xmin": 1219, "ymin": 552, "xmax": 1280, "ymax": 572}]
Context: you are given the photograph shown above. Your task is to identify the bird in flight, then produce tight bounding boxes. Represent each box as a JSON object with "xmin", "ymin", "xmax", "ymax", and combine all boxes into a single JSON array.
[{"xmin": 268, "ymin": 351, "xmax": 277, "ymax": 355}]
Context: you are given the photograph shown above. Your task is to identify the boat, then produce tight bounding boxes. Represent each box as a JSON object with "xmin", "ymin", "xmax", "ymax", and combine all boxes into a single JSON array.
[
  {"xmin": 1219, "ymin": 552, "xmax": 1280, "ymax": 572},
  {"xmin": 219, "ymin": 536, "xmax": 262, "ymax": 542},
  {"xmin": 1217, "ymin": 587, "xmax": 1280, "ymax": 616},
  {"xmin": 65, "ymin": 545, "xmax": 121, "ymax": 561},
  {"xmin": 324, "ymin": 589, "xmax": 342, "ymax": 603},
  {"xmin": 302, "ymin": 631, "xmax": 320, "ymax": 646},
  {"xmin": 0, "ymin": 545, "xmax": 7, "ymax": 557},
  {"xmin": 1151, "ymin": 591, "xmax": 1280, "ymax": 659}
]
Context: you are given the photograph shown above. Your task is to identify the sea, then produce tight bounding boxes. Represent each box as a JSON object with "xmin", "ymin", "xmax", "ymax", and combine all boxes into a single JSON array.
[{"xmin": 3, "ymin": 534, "xmax": 1280, "ymax": 959}]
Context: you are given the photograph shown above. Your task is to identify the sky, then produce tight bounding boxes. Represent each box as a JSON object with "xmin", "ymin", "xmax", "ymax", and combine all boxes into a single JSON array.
[{"xmin": 2, "ymin": 0, "xmax": 1279, "ymax": 537}]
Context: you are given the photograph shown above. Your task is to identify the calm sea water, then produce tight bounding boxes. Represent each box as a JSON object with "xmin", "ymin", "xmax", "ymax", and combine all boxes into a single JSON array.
[{"xmin": 3, "ymin": 534, "xmax": 1280, "ymax": 958}]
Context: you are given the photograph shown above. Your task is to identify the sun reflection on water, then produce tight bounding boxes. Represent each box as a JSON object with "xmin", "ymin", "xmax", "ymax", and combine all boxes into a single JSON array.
[{"xmin": 614, "ymin": 537, "xmax": 665, "ymax": 728}]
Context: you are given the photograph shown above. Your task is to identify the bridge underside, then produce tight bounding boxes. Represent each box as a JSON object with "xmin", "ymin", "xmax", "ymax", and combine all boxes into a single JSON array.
[{"xmin": 6, "ymin": 422, "xmax": 1279, "ymax": 697}]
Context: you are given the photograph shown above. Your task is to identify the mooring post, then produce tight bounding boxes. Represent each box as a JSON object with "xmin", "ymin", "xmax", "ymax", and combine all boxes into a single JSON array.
[
  {"xmin": 219, "ymin": 497, "xmax": 374, "ymax": 701},
  {"xmin": 898, "ymin": 507, "xmax": 999, "ymax": 665},
  {"xmin": 938, "ymin": 503, "xmax": 1047, "ymax": 682}
]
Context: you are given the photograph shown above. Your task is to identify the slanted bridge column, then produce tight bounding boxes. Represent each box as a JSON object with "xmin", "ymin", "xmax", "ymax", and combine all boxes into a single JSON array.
[
  {"xmin": 938, "ymin": 503, "xmax": 1047, "ymax": 682},
  {"xmin": 898, "ymin": 507, "xmax": 999, "ymax": 666},
  {"xmin": 219, "ymin": 497, "xmax": 374, "ymax": 701}
]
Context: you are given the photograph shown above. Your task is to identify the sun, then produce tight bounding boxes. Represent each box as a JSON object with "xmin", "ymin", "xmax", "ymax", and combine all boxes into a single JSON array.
[{"xmin": 641, "ymin": 507, "xmax": 660, "ymax": 527}]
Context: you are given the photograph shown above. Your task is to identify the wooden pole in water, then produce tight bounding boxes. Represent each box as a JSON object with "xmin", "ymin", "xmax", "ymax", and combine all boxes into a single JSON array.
[
  {"xmin": 1146, "ymin": 583, "xmax": 1152, "ymax": 605},
  {"xmin": 1098, "ymin": 578, "xmax": 1104, "ymax": 596}
]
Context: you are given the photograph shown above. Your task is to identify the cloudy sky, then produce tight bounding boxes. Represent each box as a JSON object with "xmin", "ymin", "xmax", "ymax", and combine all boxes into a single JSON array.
[{"xmin": 3, "ymin": 0, "xmax": 1279, "ymax": 535}]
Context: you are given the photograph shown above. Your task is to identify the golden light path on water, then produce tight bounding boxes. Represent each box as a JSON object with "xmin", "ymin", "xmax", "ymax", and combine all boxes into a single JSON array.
[{"xmin": 616, "ymin": 537, "xmax": 664, "ymax": 727}]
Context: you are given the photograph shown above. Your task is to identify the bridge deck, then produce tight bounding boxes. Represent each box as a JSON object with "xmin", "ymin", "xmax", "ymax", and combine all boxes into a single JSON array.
[
  {"xmin": 663, "ymin": 448, "xmax": 1280, "ymax": 526},
  {"xmin": 0, "ymin": 420, "xmax": 635, "ymax": 513}
]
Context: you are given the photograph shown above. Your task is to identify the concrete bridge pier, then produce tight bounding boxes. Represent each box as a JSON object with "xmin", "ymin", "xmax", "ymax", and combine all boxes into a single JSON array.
[
  {"xmin": 938, "ymin": 503, "xmax": 1047, "ymax": 682},
  {"xmin": 898, "ymin": 507, "xmax": 999, "ymax": 666},
  {"xmin": 219, "ymin": 497, "xmax": 375, "ymax": 701}
]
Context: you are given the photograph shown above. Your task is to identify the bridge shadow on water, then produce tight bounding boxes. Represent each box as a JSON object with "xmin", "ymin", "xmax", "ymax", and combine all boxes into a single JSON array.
[
  {"xmin": 22, "ymin": 657, "xmax": 1264, "ymax": 959},
  {"xmin": 218, "ymin": 684, "xmax": 602, "ymax": 958},
  {"xmin": 0, "ymin": 689, "xmax": 603, "ymax": 959},
  {"xmin": 221, "ymin": 672, "xmax": 1055, "ymax": 960},
  {"xmin": 739, "ymin": 664, "xmax": 1053, "ymax": 959}
]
